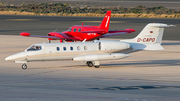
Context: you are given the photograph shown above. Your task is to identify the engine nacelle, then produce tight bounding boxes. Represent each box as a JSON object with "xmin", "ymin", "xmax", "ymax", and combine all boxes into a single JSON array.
[
  {"xmin": 99, "ymin": 40, "xmax": 130, "ymax": 51},
  {"xmin": 73, "ymin": 53, "xmax": 131, "ymax": 61}
]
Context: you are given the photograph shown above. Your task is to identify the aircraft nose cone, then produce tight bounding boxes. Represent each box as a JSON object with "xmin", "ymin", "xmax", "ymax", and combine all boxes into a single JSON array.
[
  {"xmin": 5, "ymin": 55, "xmax": 17, "ymax": 61},
  {"xmin": 5, "ymin": 56, "xmax": 12, "ymax": 61},
  {"xmin": 5, "ymin": 52, "xmax": 25, "ymax": 61}
]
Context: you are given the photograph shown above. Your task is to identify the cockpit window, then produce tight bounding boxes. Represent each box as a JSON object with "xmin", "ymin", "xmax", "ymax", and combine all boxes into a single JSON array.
[
  {"xmin": 27, "ymin": 45, "xmax": 42, "ymax": 51},
  {"xmin": 68, "ymin": 27, "xmax": 72, "ymax": 32}
]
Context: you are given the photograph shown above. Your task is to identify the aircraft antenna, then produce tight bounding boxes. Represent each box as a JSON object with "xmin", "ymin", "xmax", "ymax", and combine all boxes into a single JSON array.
[{"xmin": 53, "ymin": 28, "xmax": 58, "ymax": 32}]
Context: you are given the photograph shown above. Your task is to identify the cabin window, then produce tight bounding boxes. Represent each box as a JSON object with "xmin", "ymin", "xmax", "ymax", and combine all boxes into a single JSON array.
[
  {"xmin": 78, "ymin": 29, "xmax": 81, "ymax": 32},
  {"xmin": 84, "ymin": 46, "xmax": 87, "ymax": 50},
  {"xmin": 74, "ymin": 28, "xmax": 76, "ymax": 32},
  {"xmin": 27, "ymin": 45, "xmax": 41, "ymax": 51},
  {"xmin": 63, "ymin": 47, "xmax": 66, "ymax": 51},
  {"xmin": 68, "ymin": 27, "xmax": 72, "ymax": 32},
  {"xmin": 70, "ymin": 46, "xmax": 73, "ymax": 50},
  {"xmin": 77, "ymin": 46, "xmax": 80, "ymax": 50},
  {"xmin": 57, "ymin": 47, "xmax": 60, "ymax": 51}
]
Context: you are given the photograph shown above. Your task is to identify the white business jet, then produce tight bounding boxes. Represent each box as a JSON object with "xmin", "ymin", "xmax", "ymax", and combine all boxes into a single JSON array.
[{"xmin": 5, "ymin": 23, "xmax": 175, "ymax": 70}]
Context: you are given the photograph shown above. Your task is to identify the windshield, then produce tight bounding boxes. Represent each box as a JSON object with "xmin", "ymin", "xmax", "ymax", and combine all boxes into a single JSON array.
[
  {"xmin": 27, "ymin": 45, "xmax": 42, "ymax": 51},
  {"xmin": 68, "ymin": 27, "xmax": 72, "ymax": 32}
]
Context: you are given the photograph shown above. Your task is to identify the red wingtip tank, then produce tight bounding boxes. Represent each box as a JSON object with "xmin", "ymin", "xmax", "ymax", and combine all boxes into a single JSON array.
[
  {"xmin": 20, "ymin": 32, "xmax": 31, "ymax": 36},
  {"xmin": 125, "ymin": 29, "xmax": 136, "ymax": 33}
]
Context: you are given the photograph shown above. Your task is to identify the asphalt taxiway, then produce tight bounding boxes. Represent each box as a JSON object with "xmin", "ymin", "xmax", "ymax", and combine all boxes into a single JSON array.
[
  {"xmin": 1, "ymin": 35, "xmax": 180, "ymax": 101},
  {"xmin": 0, "ymin": 15, "xmax": 180, "ymax": 40}
]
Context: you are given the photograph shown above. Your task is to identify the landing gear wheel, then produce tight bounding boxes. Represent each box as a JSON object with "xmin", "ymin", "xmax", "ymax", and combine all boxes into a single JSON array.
[
  {"xmin": 94, "ymin": 65, "xmax": 100, "ymax": 68},
  {"xmin": 86, "ymin": 61, "xmax": 93, "ymax": 67},
  {"xmin": 22, "ymin": 63, "xmax": 27, "ymax": 70}
]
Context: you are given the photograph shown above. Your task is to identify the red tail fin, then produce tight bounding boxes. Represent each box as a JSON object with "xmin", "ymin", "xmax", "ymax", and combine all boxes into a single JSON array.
[{"xmin": 99, "ymin": 11, "xmax": 111, "ymax": 31}]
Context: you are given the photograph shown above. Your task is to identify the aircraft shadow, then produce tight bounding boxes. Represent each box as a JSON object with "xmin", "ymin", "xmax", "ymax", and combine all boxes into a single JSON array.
[
  {"xmin": 101, "ymin": 59, "xmax": 180, "ymax": 68},
  {"xmin": 60, "ymin": 59, "xmax": 180, "ymax": 68},
  {"xmin": 28, "ymin": 59, "xmax": 180, "ymax": 69},
  {"xmin": 91, "ymin": 85, "xmax": 180, "ymax": 91},
  {"xmin": 162, "ymin": 42, "xmax": 180, "ymax": 45}
]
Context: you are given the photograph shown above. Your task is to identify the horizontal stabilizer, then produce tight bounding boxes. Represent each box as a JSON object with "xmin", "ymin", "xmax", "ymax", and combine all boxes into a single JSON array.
[
  {"xmin": 108, "ymin": 29, "xmax": 136, "ymax": 33},
  {"xmin": 100, "ymin": 32, "xmax": 127, "ymax": 38},
  {"xmin": 150, "ymin": 24, "xmax": 176, "ymax": 28}
]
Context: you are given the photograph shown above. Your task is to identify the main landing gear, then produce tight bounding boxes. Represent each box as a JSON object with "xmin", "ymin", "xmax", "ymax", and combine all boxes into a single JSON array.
[
  {"xmin": 86, "ymin": 61, "xmax": 93, "ymax": 67},
  {"xmin": 86, "ymin": 61, "xmax": 100, "ymax": 68},
  {"xmin": 22, "ymin": 63, "xmax": 27, "ymax": 70}
]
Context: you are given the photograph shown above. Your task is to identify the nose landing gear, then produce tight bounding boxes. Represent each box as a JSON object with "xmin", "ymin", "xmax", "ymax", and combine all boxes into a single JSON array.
[{"xmin": 22, "ymin": 63, "xmax": 27, "ymax": 70}]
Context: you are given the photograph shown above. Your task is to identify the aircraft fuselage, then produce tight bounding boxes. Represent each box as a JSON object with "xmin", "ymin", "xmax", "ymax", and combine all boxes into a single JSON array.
[{"xmin": 5, "ymin": 40, "xmax": 130, "ymax": 63}]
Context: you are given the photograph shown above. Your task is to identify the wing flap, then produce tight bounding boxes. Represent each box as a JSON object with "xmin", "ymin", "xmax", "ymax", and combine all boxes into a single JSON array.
[
  {"xmin": 20, "ymin": 32, "xmax": 64, "ymax": 40},
  {"xmin": 20, "ymin": 32, "xmax": 80, "ymax": 40},
  {"xmin": 28, "ymin": 35, "xmax": 63, "ymax": 39}
]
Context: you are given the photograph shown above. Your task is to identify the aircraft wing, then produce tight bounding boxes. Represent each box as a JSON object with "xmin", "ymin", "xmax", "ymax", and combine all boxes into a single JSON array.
[
  {"xmin": 108, "ymin": 29, "xmax": 136, "ymax": 33},
  {"xmin": 99, "ymin": 32, "xmax": 128, "ymax": 38},
  {"xmin": 98, "ymin": 29, "xmax": 136, "ymax": 38},
  {"xmin": 21, "ymin": 35, "xmax": 63, "ymax": 39},
  {"xmin": 81, "ymin": 29, "xmax": 135, "ymax": 34},
  {"xmin": 20, "ymin": 32, "xmax": 78, "ymax": 40}
]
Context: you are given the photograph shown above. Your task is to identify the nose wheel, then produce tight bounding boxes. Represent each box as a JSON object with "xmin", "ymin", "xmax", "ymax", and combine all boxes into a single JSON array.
[{"xmin": 22, "ymin": 63, "xmax": 27, "ymax": 70}]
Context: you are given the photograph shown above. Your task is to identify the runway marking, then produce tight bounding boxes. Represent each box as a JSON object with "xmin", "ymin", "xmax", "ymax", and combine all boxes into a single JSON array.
[
  {"xmin": 5, "ymin": 19, "xmax": 38, "ymax": 21},
  {"xmin": 79, "ymin": 21, "xmax": 126, "ymax": 23}
]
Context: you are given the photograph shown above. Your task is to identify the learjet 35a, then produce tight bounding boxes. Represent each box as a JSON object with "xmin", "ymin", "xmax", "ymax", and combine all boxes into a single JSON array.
[
  {"xmin": 6, "ymin": 23, "xmax": 175, "ymax": 69},
  {"xmin": 20, "ymin": 11, "xmax": 135, "ymax": 43}
]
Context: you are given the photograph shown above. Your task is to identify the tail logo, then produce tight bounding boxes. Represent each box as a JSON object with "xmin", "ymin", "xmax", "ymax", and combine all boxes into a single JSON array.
[
  {"xmin": 105, "ymin": 16, "xmax": 110, "ymax": 28},
  {"xmin": 137, "ymin": 38, "xmax": 155, "ymax": 42}
]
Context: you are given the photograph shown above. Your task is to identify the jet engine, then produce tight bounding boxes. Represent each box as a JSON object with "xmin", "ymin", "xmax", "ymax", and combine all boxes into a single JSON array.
[{"xmin": 97, "ymin": 40, "xmax": 130, "ymax": 52}]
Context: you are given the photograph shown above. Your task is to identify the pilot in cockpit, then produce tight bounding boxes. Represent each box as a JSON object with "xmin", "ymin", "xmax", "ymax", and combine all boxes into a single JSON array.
[{"xmin": 27, "ymin": 45, "xmax": 41, "ymax": 51}]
